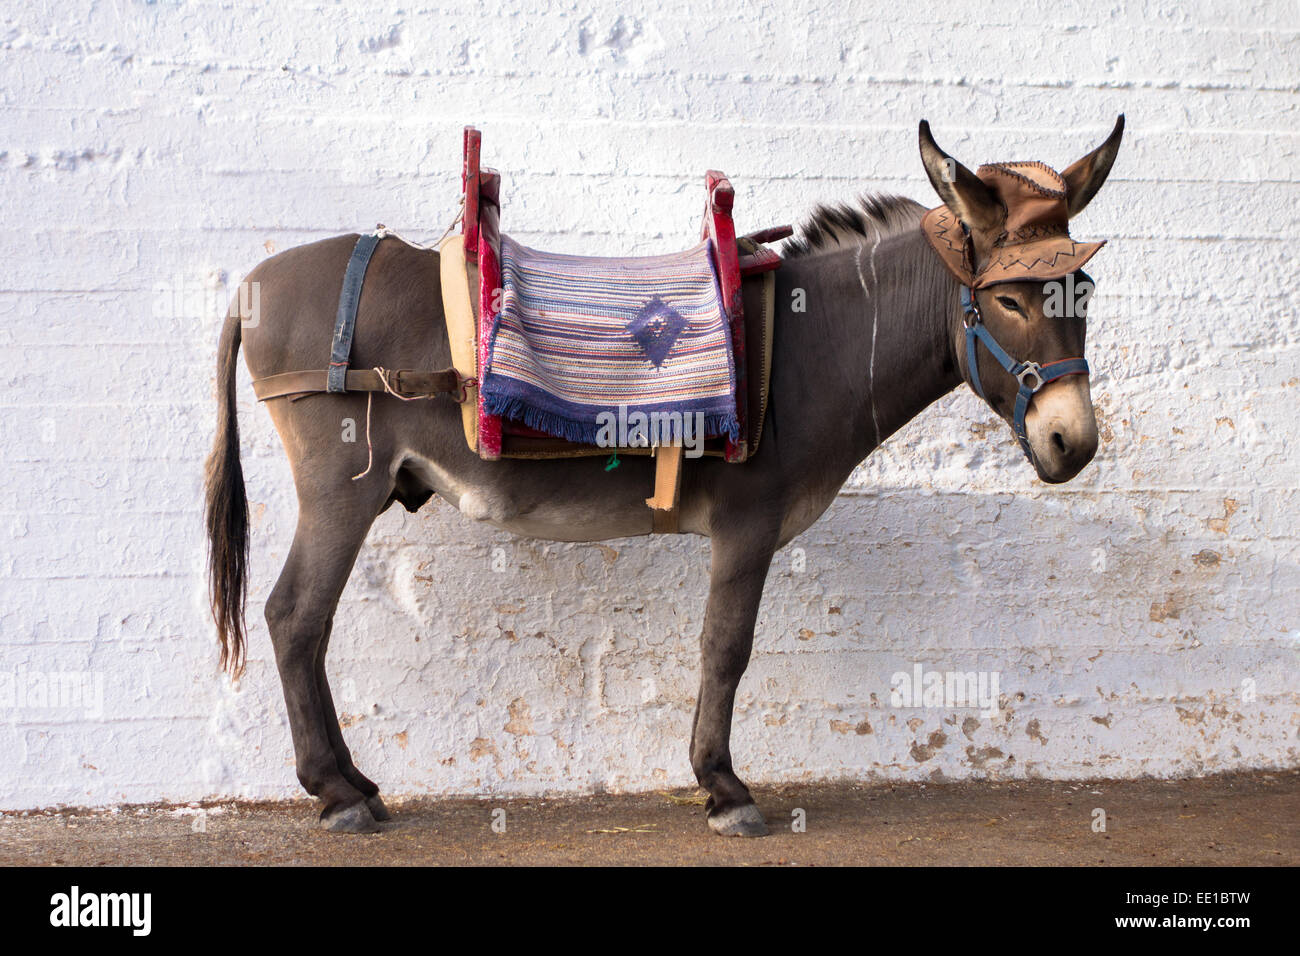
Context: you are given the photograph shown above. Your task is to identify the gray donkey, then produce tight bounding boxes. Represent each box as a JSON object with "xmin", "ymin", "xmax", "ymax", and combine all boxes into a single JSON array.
[{"xmin": 205, "ymin": 119, "xmax": 1124, "ymax": 835}]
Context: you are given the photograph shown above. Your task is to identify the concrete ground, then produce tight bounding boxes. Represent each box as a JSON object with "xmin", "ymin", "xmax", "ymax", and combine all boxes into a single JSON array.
[{"xmin": 1, "ymin": 770, "xmax": 1294, "ymax": 866}]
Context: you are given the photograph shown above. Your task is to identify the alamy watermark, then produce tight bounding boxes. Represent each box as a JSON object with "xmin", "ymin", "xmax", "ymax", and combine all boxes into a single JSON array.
[
  {"xmin": 0, "ymin": 669, "xmax": 104, "ymax": 719},
  {"xmin": 153, "ymin": 273, "xmax": 260, "ymax": 327},
  {"xmin": 49, "ymin": 886, "xmax": 150, "ymax": 936},
  {"xmin": 1042, "ymin": 273, "xmax": 1094, "ymax": 319},
  {"xmin": 594, "ymin": 405, "xmax": 707, "ymax": 459},
  {"xmin": 890, "ymin": 663, "xmax": 1001, "ymax": 718}
]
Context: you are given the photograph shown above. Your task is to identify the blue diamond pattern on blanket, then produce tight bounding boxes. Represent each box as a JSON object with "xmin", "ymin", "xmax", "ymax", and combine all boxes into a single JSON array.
[{"xmin": 628, "ymin": 296, "xmax": 687, "ymax": 369}]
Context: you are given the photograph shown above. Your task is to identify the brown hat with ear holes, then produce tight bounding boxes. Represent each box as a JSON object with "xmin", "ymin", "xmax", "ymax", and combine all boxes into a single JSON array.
[{"xmin": 922, "ymin": 160, "xmax": 1106, "ymax": 288}]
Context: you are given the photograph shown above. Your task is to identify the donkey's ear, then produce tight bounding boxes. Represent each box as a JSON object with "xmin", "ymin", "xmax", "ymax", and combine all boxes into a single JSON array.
[
  {"xmin": 918, "ymin": 120, "xmax": 1002, "ymax": 232},
  {"xmin": 1062, "ymin": 115, "xmax": 1125, "ymax": 218}
]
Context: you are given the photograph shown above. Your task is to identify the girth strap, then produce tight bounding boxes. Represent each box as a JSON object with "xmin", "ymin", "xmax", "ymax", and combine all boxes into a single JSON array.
[
  {"xmin": 253, "ymin": 367, "xmax": 469, "ymax": 403},
  {"xmin": 327, "ymin": 231, "xmax": 384, "ymax": 392},
  {"xmin": 961, "ymin": 286, "xmax": 1089, "ymax": 460}
]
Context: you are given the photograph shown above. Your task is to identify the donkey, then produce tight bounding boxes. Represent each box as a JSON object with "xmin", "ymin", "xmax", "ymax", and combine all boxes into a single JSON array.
[{"xmin": 205, "ymin": 119, "xmax": 1124, "ymax": 835}]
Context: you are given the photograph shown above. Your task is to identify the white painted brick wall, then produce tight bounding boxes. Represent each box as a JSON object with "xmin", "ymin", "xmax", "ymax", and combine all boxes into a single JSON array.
[{"xmin": 2, "ymin": 0, "xmax": 1297, "ymax": 808}]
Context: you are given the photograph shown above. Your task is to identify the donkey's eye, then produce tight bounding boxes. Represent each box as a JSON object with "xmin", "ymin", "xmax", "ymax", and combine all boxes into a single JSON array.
[{"xmin": 996, "ymin": 296, "xmax": 1023, "ymax": 314}]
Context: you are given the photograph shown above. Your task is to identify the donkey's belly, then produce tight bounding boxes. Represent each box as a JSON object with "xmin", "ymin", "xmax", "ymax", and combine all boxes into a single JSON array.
[
  {"xmin": 466, "ymin": 495, "xmax": 651, "ymax": 542},
  {"xmin": 402, "ymin": 450, "xmax": 657, "ymax": 542}
]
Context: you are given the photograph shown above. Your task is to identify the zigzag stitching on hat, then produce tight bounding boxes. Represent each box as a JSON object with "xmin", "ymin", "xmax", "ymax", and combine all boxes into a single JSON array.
[
  {"xmin": 978, "ymin": 161, "xmax": 1067, "ymax": 199},
  {"xmin": 998, "ymin": 221, "xmax": 1071, "ymax": 245},
  {"xmin": 931, "ymin": 207, "xmax": 965, "ymax": 252},
  {"xmin": 930, "ymin": 207, "xmax": 979, "ymax": 280},
  {"xmin": 986, "ymin": 240, "xmax": 1086, "ymax": 272}
]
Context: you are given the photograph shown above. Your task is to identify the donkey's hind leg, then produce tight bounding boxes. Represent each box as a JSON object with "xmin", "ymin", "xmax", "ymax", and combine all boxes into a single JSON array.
[
  {"xmin": 315, "ymin": 627, "xmax": 390, "ymax": 822},
  {"xmin": 265, "ymin": 476, "xmax": 391, "ymax": 833}
]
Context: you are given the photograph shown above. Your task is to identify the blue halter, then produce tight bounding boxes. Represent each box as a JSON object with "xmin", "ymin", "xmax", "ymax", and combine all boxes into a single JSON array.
[{"xmin": 960, "ymin": 285, "xmax": 1090, "ymax": 462}]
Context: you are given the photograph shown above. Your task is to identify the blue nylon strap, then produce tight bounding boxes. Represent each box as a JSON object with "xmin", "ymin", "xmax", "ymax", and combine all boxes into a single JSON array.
[
  {"xmin": 969, "ymin": 322, "xmax": 1021, "ymax": 377},
  {"xmin": 327, "ymin": 231, "xmax": 383, "ymax": 393},
  {"xmin": 965, "ymin": 327, "xmax": 986, "ymax": 400},
  {"xmin": 961, "ymin": 286, "xmax": 987, "ymax": 400},
  {"xmin": 1040, "ymin": 358, "xmax": 1090, "ymax": 380},
  {"xmin": 1012, "ymin": 382, "xmax": 1035, "ymax": 453}
]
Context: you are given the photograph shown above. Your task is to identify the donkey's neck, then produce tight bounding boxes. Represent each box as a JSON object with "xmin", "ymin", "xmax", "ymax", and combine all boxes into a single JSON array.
[{"xmin": 774, "ymin": 227, "xmax": 963, "ymax": 476}]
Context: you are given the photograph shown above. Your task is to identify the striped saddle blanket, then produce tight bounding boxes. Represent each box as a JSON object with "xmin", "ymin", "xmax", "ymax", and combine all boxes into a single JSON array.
[{"xmin": 479, "ymin": 235, "xmax": 740, "ymax": 446}]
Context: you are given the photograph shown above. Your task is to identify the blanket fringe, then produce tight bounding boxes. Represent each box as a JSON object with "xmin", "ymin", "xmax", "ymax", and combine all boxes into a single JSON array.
[{"xmin": 481, "ymin": 393, "xmax": 740, "ymax": 447}]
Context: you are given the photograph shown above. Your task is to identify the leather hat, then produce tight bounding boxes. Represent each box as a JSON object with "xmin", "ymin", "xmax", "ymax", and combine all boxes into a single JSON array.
[{"xmin": 922, "ymin": 160, "xmax": 1105, "ymax": 288}]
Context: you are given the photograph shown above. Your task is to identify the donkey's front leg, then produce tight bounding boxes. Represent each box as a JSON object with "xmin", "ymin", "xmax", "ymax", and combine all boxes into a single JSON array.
[{"xmin": 691, "ymin": 524, "xmax": 779, "ymax": 837}]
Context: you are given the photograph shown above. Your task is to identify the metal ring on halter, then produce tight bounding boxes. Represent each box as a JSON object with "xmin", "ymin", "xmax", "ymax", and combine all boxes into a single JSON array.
[{"xmin": 1016, "ymin": 362, "xmax": 1044, "ymax": 392}]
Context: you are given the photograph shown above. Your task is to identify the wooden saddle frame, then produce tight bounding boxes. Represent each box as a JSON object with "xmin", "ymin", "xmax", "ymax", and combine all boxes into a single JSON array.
[{"xmin": 447, "ymin": 127, "xmax": 789, "ymax": 529}]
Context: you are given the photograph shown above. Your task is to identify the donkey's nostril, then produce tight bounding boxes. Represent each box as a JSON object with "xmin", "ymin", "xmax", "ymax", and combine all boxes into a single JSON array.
[{"xmin": 1051, "ymin": 431, "xmax": 1069, "ymax": 455}]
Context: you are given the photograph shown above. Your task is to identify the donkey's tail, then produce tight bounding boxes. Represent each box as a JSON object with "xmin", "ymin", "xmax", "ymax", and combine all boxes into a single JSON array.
[{"xmin": 204, "ymin": 308, "xmax": 249, "ymax": 678}]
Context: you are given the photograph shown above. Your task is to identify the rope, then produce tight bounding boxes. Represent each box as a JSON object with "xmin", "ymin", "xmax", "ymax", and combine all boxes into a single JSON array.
[
  {"xmin": 363, "ymin": 198, "xmax": 463, "ymax": 252},
  {"xmin": 350, "ymin": 391, "xmax": 376, "ymax": 481},
  {"xmin": 343, "ymin": 191, "xmax": 467, "ymax": 482},
  {"xmin": 369, "ymin": 224, "xmax": 431, "ymax": 250},
  {"xmin": 435, "ymin": 196, "xmax": 466, "ymax": 246},
  {"xmin": 373, "ymin": 367, "xmax": 425, "ymax": 402},
  {"xmin": 349, "ymin": 367, "xmax": 432, "ymax": 482}
]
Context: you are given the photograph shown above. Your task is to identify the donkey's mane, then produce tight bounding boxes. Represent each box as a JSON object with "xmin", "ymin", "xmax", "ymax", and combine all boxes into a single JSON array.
[{"xmin": 782, "ymin": 193, "xmax": 925, "ymax": 258}]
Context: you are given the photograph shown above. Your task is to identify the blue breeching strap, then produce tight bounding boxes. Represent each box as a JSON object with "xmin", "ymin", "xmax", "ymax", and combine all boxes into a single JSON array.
[{"xmin": 327, "ymin": 231, "xmax": 384, "ymax": 393}]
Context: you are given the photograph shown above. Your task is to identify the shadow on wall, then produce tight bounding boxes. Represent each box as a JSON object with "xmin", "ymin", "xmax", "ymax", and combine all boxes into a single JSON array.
[{"xmin": 238, "ymin": 478, "xmax": 1297, "ymax": 795}]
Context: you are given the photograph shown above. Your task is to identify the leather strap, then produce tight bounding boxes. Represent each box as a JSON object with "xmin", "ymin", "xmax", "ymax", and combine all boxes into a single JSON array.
[
  {"xmin": 327, "ymin": 232, "xmax": 383, "ymax": 392},
  {"xmin": 257, "ymin": 231, "xmax": 470, "ymax": 406},
  {"xmin": 253, "ymin": 367, "xmax": 468, "ymax": 403}
]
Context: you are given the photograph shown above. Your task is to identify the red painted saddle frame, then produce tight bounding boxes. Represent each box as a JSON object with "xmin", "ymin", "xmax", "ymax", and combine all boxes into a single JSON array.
[{"xmin": 461, "ymin": 126, "xmax": 776, "ymax": 463}]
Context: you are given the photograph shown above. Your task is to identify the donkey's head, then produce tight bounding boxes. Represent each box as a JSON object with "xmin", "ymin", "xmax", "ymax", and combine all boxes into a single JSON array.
[{"xmin": 918, "ymin": 117, "xmax": 1124, "ymax": 483}]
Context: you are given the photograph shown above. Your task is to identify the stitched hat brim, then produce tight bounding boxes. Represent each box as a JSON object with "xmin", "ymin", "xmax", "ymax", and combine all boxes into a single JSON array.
[{"xmin": 973, "ymin": 237, "xmax": 1106, "ymax": 288}]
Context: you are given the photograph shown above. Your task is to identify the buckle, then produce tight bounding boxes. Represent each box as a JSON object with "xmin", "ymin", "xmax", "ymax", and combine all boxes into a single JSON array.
[
  {"xmin": 389, "ymin": 369, "xmax": 417, "ymax": 397},
  {"xmin": 1016, "ymin": 362, "xmax": 1044, "ymax": 392},
  {"xmin": 373, "ymin": 367, "xmax": 422, "ymax": 400}
]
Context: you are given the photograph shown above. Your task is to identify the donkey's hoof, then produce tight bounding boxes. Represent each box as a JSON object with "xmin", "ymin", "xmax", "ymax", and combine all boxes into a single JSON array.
[
  {"xmin": 708, "ymin": 803, "xmax": 769, "ymax": 837},
  {"xmin": 365, "ymin": 794, "xmax": 391, "ymax": 822},
  {"xmin": 321, "ymin": 801, "xmax": 380, "ymax": 834}
]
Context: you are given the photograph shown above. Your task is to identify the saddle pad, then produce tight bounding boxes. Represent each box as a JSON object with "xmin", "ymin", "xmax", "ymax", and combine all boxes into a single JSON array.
[{"xmin": 479, "ymin": 235, "xmax": 740, "ymax": 446}]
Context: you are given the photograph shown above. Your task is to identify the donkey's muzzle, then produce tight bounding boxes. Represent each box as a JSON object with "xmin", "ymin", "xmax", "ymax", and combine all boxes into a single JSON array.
[{"xmin": 1025, "ymin": 376, "xmax": 1099, "ymax": 483}]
